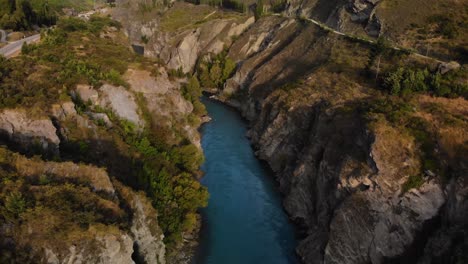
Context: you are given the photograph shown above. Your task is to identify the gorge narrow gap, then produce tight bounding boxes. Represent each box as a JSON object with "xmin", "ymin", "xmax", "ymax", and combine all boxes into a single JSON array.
[{"xmin": 193, "ymin": 97, "xmax": 299, "ymax": 264}]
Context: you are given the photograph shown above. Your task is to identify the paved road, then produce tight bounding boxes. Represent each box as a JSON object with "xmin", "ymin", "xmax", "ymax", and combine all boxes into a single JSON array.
[
  {"xmin": 0, "ymin": 34, "xmax": 40, "ymax": 58},
  {"xmin": 0, "ymin": 29, "xmax": 6, "ymax": 42}
]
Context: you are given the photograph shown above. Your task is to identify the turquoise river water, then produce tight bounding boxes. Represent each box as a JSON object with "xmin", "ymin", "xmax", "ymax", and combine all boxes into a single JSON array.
[{"xmin": 194, "ymin": 97, "xmax": 298, "ymax": 264}]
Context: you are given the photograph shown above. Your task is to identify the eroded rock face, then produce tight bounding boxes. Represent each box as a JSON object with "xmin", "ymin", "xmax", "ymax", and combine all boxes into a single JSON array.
[
  {"xmin": 0, "ymin": 109, "xmax": 60, "ymax": 153},
  {"xmin": 116, "ymin": 182, "xmax": 166, "ymax": 264},
  {"xmin": 74, "ymin": 83, "xmax": 145, "ymax": 130},
  {"xmin": 76, "ymin": 84, "xmax": 100, "ymax": 105},
  {"xmin": 98, "ymin": 84, "xmax": 145, "ymax": 129},
  {"xmin": 244, "ymin": 93, "xmax": 451, "ymax": 264},
  {"xmin": 50, "ymin": 102, "xmax": 77, "ymax": 120},
  {"xmin": 112, "ymin": 2, "xmax": 254, "ymax": 74},
  {"xmin": 164, "ymin": 17, "xmax": 255, "ymax": 73},
  {"xmin": 124, "ymin": 68, "xmax": 201, "ymax": 147},
  {"xmin": 130, "ymin": 196, "xmax": 166, "ymax": 264},
  {"xmin": 44, "ymin": 233, "xmax": 135, "ymax": 264}
]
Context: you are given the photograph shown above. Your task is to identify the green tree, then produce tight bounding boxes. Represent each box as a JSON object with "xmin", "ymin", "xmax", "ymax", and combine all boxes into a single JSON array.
[
  {"xmin": 222, "ymin": 57, "xmax": 236, "ymax": 80},
  {"xmin": 255, "ymin": 0, "xmax": 264, "ymax": 20},
  {"xmin": 8, "ymin": 0, "xmax": 17, "ymax": 13},
  {"xmin": 209, "ymin": 62, "xmax": 222, "ymax": 87},
  {"xmin": 185, "ymin": 75, "xmax": 202, "ymax": 100},
  {"xmin": 4, "ymin": 192, "xmax": 26, "ymax": 218},
  {"xmin": 384, "ymin": 67, "xmax": 404, "ymax": 95},
  {"xmin": 172, "ymin": 144, "xmax": 204, "ymax": 173},
  {"xmin": 367, "ymin": 37, "xmax": 390, "ymax": 80},
  {"xmin": 414, "ymin": 69, "xmax": 429, "ymax": 92}
]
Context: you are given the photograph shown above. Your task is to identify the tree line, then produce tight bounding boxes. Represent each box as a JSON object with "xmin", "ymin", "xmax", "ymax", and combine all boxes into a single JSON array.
[{"xmin": 0, "ymin": 0, "xmax": 57, "ymax": 30}]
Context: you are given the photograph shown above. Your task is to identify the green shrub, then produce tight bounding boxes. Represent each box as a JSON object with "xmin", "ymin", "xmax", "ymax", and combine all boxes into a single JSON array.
[
  {"xmin": 271, "ymin": 0, "xmax": 287, "ymax": 13},
  {"xmin": 104, "ymin": 69, "xmax": 127, "ymax": 87},
  {"xmin": 402, "ymin": 174, "xmax": 425, "ymax": 193},
  {"xmin": 382, "ymin": 66, "xmax": 466, "ymax": 98},
  {"xmin": 58, "ymin": 17, "xmax": 88, "ymax": 32},
  {"xmin": 196, "ymin": 0, "xmax": 246, "ymax": 13},
  {"xmin": 196, "ymin": 49, "xmax": 237, "ymax": 90},
  {"xmin": 168, "ymin": 67, "xmax": 185, "ymax": 79},
  {"xmin": 255, "ymin": 0, "xmax": 264, "ymax": 20},
  {"xmin": 141, "ymin": 35, "xmax": 149, "ymax": 44},
  {"xmin": 4, "ymin": 192, "xmax": 27, "ymax": 218}
]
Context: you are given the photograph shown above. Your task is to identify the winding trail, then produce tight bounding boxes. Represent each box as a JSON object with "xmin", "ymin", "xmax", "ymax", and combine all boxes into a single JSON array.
[
  {"xmin": 0, "ymin": 34, "xmax": 40, "ymax": 58},
  {"xmin": 272, "ymin": 14, "xmax": 450, "ymax": 64}
]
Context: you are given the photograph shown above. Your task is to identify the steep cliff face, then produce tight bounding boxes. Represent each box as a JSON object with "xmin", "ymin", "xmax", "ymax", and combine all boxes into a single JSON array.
[
  {"xmin": 246, "ymin": 92, "xmax": 454, "ymax": 263},
  {"xmin": 229, "ymin": 16, "xmax": 466, "ymax": 264},
  {"xmin": 115, "ymin": 182, "xmax": 167, "ymax": 264},
  {"xmin": 111, "ymin": 1, "xmax": 254, "ymax": 73},
  {"xmin": 213, "ymin": 12, "xmax": 467, "ymax": 264}
]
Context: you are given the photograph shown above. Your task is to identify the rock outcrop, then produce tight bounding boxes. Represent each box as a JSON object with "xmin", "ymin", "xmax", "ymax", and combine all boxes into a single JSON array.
[
  {"xmin": 124, "ymin": 68, "xmax": 201, "ymax": 147},
  {"xmin": 99, "ymin": 84, "xmax": 145, "ymax": 129},
  {"xmin": 12, "ymin": 153, "xmax": 116, "ymax": 194},
  {"xmin": 0, "ymin": 109, "xmax": 60, "ymax": 154},
  {"xmin": 163, "ymin": 16, "xmax": 255, "ymax": 73},
  {"xmin": 44, "ymin": 233, "xmax": 135, "ymax": 264},
  {"xmin": 111, "ymin": 1, "xmax": 254, "ymax": 73},
  {"xmin": 115, "ymin": 181, "xmax": 166, "ymax": 264}
]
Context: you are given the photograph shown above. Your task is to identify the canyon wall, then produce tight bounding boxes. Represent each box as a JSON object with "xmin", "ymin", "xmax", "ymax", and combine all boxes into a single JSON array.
[{"xmin": 110, "ymin": 1, "xmax": 467, "ymax": 263}]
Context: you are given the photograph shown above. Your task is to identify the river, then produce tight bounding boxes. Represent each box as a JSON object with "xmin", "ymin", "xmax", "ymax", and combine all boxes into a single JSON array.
[{"xmin": 194, "ymin": 97, "xmax": 298, "ymax": 264}]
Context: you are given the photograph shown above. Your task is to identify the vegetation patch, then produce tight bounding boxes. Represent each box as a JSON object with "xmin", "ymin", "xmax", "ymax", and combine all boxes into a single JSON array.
[
  {"xmin": 0, "ymin": 16, "xmax": 129, "ymax": 110},
  {"xmin": 382, "ymin": 66, "xmax": 467, "ymax": 99},
  {"xmin": 402, "ymin": 174, "xmax": 425, "ymax": 193},
  {"xmin": 196, "ymin": 48, "xmax": 237, "ymax": 90},
  {"xmin": 365, "ymin": 98, "xmax": 452, "ymax": 189}
]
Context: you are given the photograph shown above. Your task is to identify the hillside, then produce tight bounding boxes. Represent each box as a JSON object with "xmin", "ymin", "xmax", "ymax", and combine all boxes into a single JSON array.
[{"xmin": 0, "ymin": 15, "xmax": 208, "ymax": 263}]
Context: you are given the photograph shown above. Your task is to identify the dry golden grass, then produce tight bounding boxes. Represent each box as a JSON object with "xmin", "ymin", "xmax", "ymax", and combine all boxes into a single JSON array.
[
  {"xmin": 370, "ymin": 118, "xmax": 421, "ymax": 186},
  {"xmin": 414, "ymin": 95, "xmax": 468, "ymax": 161},
  {"xmin": 160, "ymin": 2, "xmax": 244, "ymax": 32},
  {"xmin": 376, "ymin": 0, "xmax": 468, "ymax": 60},
  {"xmin": 13, "ymin": 153, "xmax": 115, "ymax": 194}
]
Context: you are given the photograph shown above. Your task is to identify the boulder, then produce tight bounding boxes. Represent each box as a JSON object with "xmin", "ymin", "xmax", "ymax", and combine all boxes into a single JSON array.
[
  {"xmin": 438, "ymin": 61, "xmax": 461, "ymax": 75},
  {"xmin": 0, "ymin": 109, "xmax": 60, "ymax": 153},
  {"xmin": 87, "ymin": 112, "xmax": 113, "ymax": 128},
  {"xmin": 50, "ymin": 102, "xmax": 77, "ymax": 120},
  {"xmin": 116, "ymin": 182, "xmax": 166, "ymax": 264},
  {"xmin": 76, "ymin": 84, "xmax": 99, "ymax": 105},
  {"xmin": 98, "ymin": 84, "xmax": 145, "ymax": 129}
]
